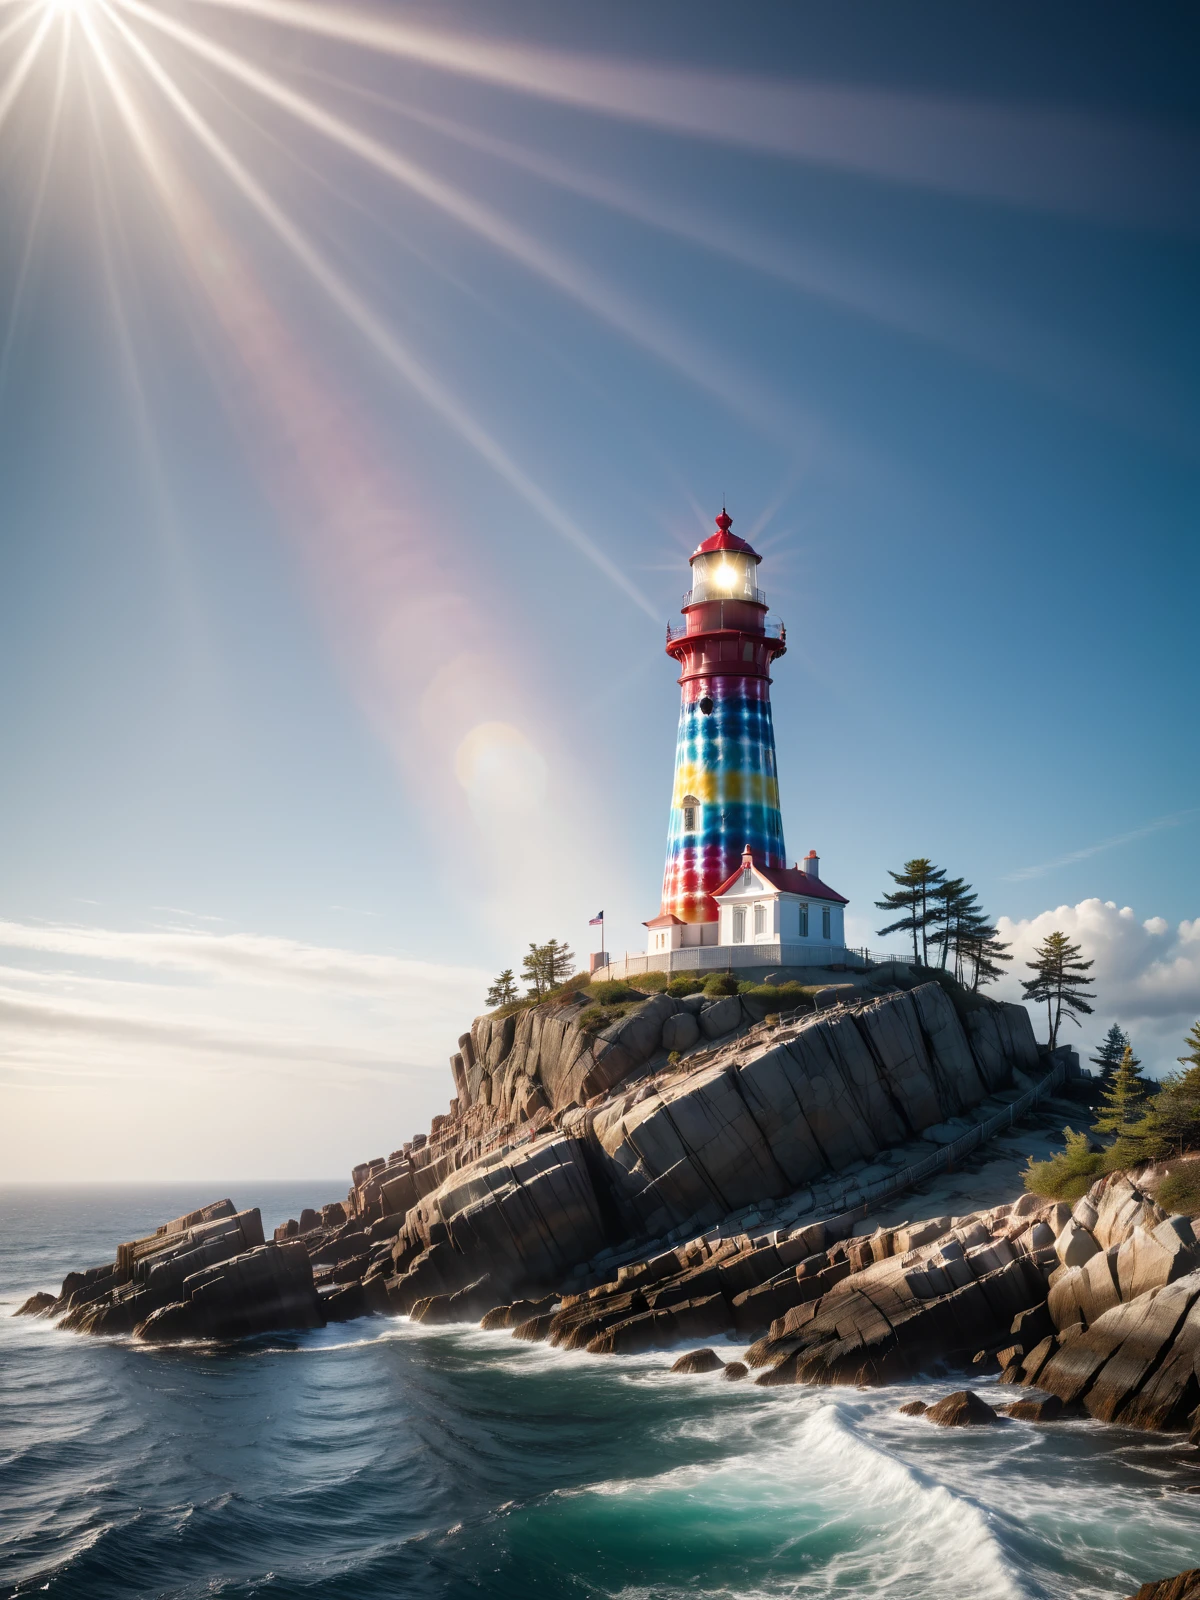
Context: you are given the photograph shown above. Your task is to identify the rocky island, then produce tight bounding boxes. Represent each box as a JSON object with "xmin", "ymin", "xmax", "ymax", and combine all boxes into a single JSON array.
[
  {"xmin": 21, "ymin": 965, "xmax": 1194, "ymax": 1415},
  {"xmin": 20, "ymin": 965, "xmax": 1200, "ymax": 1596}
]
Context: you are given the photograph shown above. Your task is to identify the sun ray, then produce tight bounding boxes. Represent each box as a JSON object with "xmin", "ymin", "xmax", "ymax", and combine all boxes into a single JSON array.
[
  {"xmin": 87, "ymin": 0, "xmax": 658, "ymax": 620},
  {"xmin": 0, "ymin": 3, "xmax": 53, "ymax": 134},
  {"xmin": 172, "ymin": 0, "xmax": 1197, "ymax": 229},
  {"xmin": 77, "ymin": 36, "xmax": 213, "ymax": 687},
  {"xmin": 0, "ymin": 9, "xmax": 70, "ymax": 397},
  {"xmin": 108, "ymin": 0, "xmax": 798, "ymax": 445},
  {"xmin": 69, "ymin": 5, "xmax": 623, "ymax": 926}
]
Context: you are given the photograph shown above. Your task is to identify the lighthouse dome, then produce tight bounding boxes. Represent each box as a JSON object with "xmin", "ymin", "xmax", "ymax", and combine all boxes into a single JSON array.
[
  {"xmin": 688, "ymin": 511, "xmax": 762, "ymax": 605},
  {"xmin": 691, "ymin": 509, "xmax": 760, "ymax": 560}
]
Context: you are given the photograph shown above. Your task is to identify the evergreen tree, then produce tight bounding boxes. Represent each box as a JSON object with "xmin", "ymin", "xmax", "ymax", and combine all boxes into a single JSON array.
[
  {"xmin": 544, "ymin": 938, "xmax": 576, "ymax": 987},
  {"xmin": 1134, "ymin": 1021, "xmax": 1200, "ymax": 1160},
  {"xmin": 521, "ymin": 942, "xmax": 549, "ymax": 997},
  {"xmin": 486, "ymin": 968, "xmax": 519, "ymax": 1008},
  {"xmin": 1020, "ymin": 930, "xmax": 1095, "ymax": 1050},
  {"xmin": 961, "ymin": 925, "xmax": 1012, "ymax": 992},
  {"xmin": 520, "ymin": 939, "xmax": 577, "ymax": 997},
  {"xmin": 1089, "ymin": 1023, "xmax": 1134, "ymax": 1086},
  {"xmin": 927, "ymin": 877, "xmax": 974, "ymax": 972},
  {"xmin": 876, "ymin": 859, "xmax": 946, "ymax": 964},
  {"xmin": 1093, "ymin": 1045, "xmax": 1149, "ymax": 1139}
]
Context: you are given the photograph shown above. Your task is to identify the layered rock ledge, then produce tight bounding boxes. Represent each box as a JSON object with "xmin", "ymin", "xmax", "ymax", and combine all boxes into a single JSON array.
[{"xmin": 18, "ymin": 1200, "xmax": 323, "ymax": 1341}]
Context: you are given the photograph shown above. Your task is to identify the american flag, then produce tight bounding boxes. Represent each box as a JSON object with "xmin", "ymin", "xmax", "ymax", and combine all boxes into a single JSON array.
[{"xmin": 588, "ymin": 911, "xmax": 604, "ymax": 925}]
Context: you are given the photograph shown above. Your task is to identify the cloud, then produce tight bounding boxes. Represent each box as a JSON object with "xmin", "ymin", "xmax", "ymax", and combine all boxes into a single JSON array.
[
  {"xmin": 0, "ymin": 916, "xmax": 492, "ymax": 1179},
  {"xmin": 0, "ymin": 918, "xmax": 485, "ymax": 997},
  {"xmin": 1006, "ymin": 809, "xmax": 1200, "ymax": 882},
  {"xmin": 996, "ymin": 899, "xmax": 1200, "ymax": 1075}
]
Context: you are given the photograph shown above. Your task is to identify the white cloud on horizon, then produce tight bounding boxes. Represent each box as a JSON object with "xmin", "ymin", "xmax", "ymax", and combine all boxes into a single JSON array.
[{"xmin": 996, "ymin": 898, "xmax": 1200, "ymax": 1076}]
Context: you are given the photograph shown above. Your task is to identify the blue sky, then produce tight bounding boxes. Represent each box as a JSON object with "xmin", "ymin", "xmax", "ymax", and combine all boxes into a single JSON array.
[{"xmin": 0, "ymin": 0, "xmax": 1196, "ymax": 1179}]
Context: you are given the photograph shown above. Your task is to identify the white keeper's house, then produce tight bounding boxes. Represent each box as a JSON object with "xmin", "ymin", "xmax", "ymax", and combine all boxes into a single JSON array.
[{"xmin": 645, "ymin": 846, "xmax": 847, "ymax": 957}]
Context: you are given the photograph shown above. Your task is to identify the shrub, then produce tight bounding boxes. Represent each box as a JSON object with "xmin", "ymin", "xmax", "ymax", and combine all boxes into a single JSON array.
[
  {"xmin": 667, "ymin": 976, "xmax": 704, "ymax": 998},
  {"xmin": 703, "ymin": 973, "xmax": 740, "ymax": 997},
  {"xmin": 1023, "ymin": 1127, "xmax": 1104, "ymax": 1202},
  {"xmin": 1156, "ymin": 1163, "xmax": 1200, "ymax": 1215},
  {"xmin": 668, "ymin": 1050, "xmax": 682, "ymax": 1065},
  {"xmin": 590, "ymin": 980, "xmax": 641, "ymax": 1005},
  {"xmin": 577, "ymin": 1006, "xmax": 607, "ymax": 1033},
  {"xmin": 636, "ymin": 971, "xmax": 669, "ymax": 993}
]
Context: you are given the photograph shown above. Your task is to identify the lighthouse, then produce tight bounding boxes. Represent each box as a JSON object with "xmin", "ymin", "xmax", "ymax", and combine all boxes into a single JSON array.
[{"xmin": 641, "ymin": 509, "xmax": 849, "ymax": 969}]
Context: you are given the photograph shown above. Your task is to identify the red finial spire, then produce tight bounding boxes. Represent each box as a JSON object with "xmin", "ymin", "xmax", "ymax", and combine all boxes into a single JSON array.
[{"xmin": 715, "ymin": 508, "xmax": 732, "ymax": 534}]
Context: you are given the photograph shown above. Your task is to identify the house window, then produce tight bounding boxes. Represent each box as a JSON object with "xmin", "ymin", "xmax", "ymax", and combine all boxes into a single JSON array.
[
  {"xmin": 754, "ymin": 902, "xmax": 765, "ymax": 936},
  {"xmin": 798, "ymin": 903, "xmax": 808, "ymax": 937},
  {"xmin": 732, "ymin": 907, "xmax": 746, "ymax": 943},
  {"xmin": 742, "ymin": 867, "xmax": 752, "ymax": 889},
  {"xmin": 822, "ymin": 907, "xmax": 831, "ymax": 939}
]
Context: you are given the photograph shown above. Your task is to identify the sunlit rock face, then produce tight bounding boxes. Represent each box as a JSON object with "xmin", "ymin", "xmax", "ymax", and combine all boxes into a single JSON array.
[{"xmin": 383, "ymin": 983, "xmax": 1038, "ymax": 1303}]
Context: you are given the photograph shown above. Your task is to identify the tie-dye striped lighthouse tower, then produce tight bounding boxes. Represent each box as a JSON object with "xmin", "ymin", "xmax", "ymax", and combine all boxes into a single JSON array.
[{"xmin": 659, "ymin": 510, "xmax": 787, "ymax": 926}]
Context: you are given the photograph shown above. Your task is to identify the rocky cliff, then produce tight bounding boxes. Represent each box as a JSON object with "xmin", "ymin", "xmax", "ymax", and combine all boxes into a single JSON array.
[
  {"xmin": 21, "ymin": 972, "xmax": 1042, "ymax": 1346},
  {"xmin": 347, "ymin": 977, "xmax": 1039, "ymax": 1317}
]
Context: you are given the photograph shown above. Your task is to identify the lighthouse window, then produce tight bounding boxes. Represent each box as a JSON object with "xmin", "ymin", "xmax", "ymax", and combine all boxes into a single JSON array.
[
  {"xmin": 799, "ymin": 903, "xmax": 809, "ymax": 936},
  {"xmin": 822, "ymin": 907, "xmax": 831, "ymax": 939},
  {"xmin": 753, "ymin": 903, "xmax": 765, "ymax": 936},
  {"xmin": 683, "ymin": 806, "xmax": 695, "ymax": 832},
  {"xmin": 743, "ymin": 642, "xmax": 753, "ymax": 662},
  {"xmin": 699, "ymin": 697, "xmax": 714, "ymax": 716},
  {"xmin": 732, "ymin": 907, "xmax": 746, "ymax": 943}
]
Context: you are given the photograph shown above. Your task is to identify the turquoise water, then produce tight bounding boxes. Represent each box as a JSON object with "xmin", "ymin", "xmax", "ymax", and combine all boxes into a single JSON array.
[{"xmin": 3, "ymin": 1184, "xmax": 1200, "ymax": 1598}]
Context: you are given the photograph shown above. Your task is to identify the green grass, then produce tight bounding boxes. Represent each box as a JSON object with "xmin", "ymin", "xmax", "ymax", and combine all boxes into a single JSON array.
[
  {"xmin": 666, "ymin": 976, "xmax": 704, "ymax": 997},
  {"xmin": 590, "ymin": 979, "xmax": 644, "ymax": 1005},
  {"xmin": 736, "ymin": 981, "xmax": 818, "ymax": 1009},
  {"xmin": 1156, "ymin": 1163, "xmax": 1200, "ymax": 1215}
]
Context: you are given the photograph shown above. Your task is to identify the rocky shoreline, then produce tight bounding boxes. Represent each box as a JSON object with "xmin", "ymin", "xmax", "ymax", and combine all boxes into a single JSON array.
[{"xmin": 16, "ymin": 969, "xmax": 1200, "ymax": 1595}]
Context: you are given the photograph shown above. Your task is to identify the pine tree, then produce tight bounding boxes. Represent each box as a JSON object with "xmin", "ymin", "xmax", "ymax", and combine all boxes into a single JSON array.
[
  {"xmin": 876, "ymin": 859, "xmax": 946, "ymax": 965},
  {"xmin": 927, "ymin": 877, "xmax": 974, "ymax": 972},
  {"xmin": 1020, "ymin": 930, "xmax": 1095, "ymax": 1050},
  {"xmin": 521, "ymin": 942, "xmax": 550, "ymax": 997},
  {"xmin": 961, "ymin": 925, "xmax": 1012, "ymax": 991},
  {"xmin": 1089, "ymin": 1023, "xmax": 1134, "ymax": 1087},
  {"xmin": 520, "ymin": 939, "xmax": 578, "ymax": 997},
  {"xmin": 544, "ymin": 939, "xmax": 576, "ymax": 987},
  {"xmin": 1093, "ymin": 1045, "xmax": 1148, "ymax": 1138},
  {"xmin": 1099, "ymin": 1023, "xmax": 1200, "ymax": 1165},
  {"xmin": 486, "ymin": 968, "xmax": 518, "ymax": 1008}
]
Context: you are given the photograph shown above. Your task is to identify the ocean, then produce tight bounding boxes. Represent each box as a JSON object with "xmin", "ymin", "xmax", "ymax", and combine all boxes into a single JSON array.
[{"xmin": 2, "ymin": 1183, "xmax": 1199, "ymax": 1599}]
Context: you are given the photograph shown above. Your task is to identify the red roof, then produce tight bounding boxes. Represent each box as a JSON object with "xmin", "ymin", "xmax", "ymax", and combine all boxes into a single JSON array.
[
  {"xmin": 692, "ymin": 509, "xmax": 760, "ymax": 561},
  {"xmin": 643, "ymin": 912, "xmax": 684, "ymax": 928},
  {"xmin": 712, "ymin": 851, "xmax": 848, "ymax": 905}
]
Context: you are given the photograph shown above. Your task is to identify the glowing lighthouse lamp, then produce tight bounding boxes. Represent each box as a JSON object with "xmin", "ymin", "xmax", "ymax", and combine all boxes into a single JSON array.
[{"xmin": 642, "ymin": 510, "xmax": 848, "ymax": 971}]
